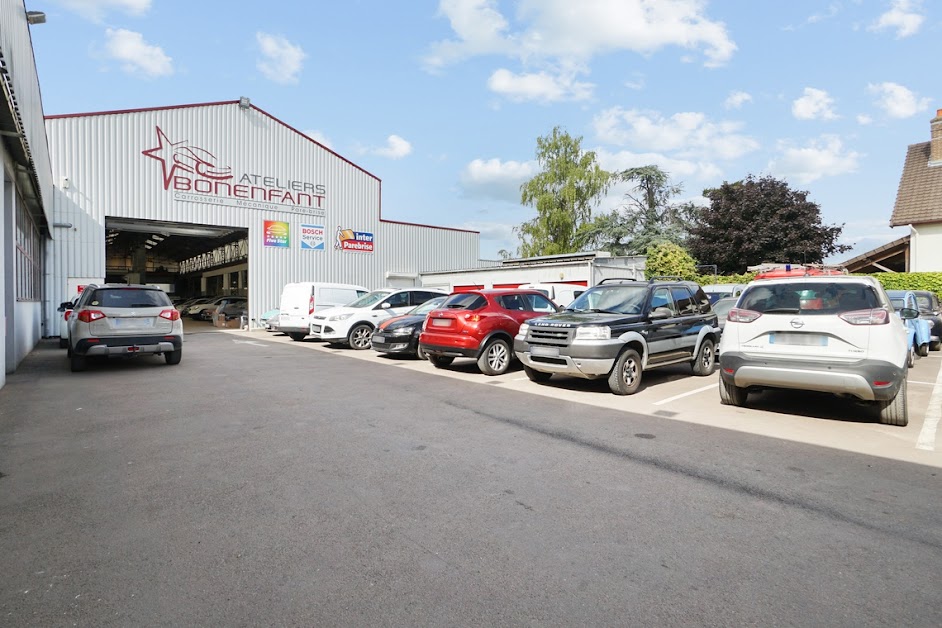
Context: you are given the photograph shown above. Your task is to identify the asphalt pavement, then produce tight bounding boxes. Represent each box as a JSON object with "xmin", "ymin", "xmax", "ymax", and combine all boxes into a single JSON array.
[{"xmin": 1, "ymin": 328, "xmax": 940, "ymax": 626}]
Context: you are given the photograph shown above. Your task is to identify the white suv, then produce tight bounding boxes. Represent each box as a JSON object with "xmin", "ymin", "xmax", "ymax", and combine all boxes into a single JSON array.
[
  {"xmin": 309, "ymin": 288, "xmax": 448, "ymax": 349},
  {"xmin": 717, "ymin": 275, "xmax": 915, "ymax": 426}
]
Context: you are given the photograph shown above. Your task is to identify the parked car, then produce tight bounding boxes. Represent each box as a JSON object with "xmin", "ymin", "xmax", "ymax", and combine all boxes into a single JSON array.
[
  {"xmin": 310, "ymin": 288, "xmax": 449, "ymax": 349},
  {"xmin": 216, "ymin": 297, "xmax": 248, "ymax": 322},
  {"xmin": 188, "ymin": 295, "xmax": 244, "ymax": 320},
  {"xmin": 718, "ymin": 276, "xmax": 914, "ymax": 426},
  {"xmin": 886, "ymin": 290, "xmax": 931, "ymax": 364},
  {"xmin": 711, "ymin": 296, "xmax": 738, "ymax": 332},
  {"xmin": 514, "ymin": 278, "xmax": 719, "ymax": 393},
  {"xmin": 278, "ymin": 282, "xmax": 369, "ymax": 341},
  {"xmin": 701, "ymin": 283, "xmax": 747, "ymax": 304},
  {"xmin": 66, "ymin": 283, "xmax": 183, "ymax": 372},
  {"xmin": 912, "ymin": 290, "xmax": 942, "ymax": 351},
  {"xmin": 419, "ymin": 290, "xmax": 561, "ymax": 375},
  {"xmin": 371, "ymin": 296, "xmax": 447, "ymax": 359},
  {"xmin": 176, "ymin": 296, "xmax": 213, "ymax": 312},
  {"xmin": 258, "ymin": 308, "xmax": 280, "ymax": 331}
]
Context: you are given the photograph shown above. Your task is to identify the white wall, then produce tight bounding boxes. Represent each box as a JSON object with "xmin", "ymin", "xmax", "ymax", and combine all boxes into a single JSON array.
[{"xmin": 910, "ymin": 224, "xmax": 942, "ymax": 271}]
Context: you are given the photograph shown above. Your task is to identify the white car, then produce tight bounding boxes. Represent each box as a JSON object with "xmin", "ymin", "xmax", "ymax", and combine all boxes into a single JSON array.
[
  {"xmin": 309, "ymin": 288, "xmax": 449, "ymax": 349},
  {"xmin": 717, "ymin": 275, "xmax": 915, "ymax": 426}
]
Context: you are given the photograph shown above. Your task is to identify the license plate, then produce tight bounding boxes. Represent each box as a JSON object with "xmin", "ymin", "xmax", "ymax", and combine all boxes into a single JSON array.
[
  {"xmin": 373, "ymin": 335, "xmax": 385, "ymax": 344},
  {"xmin": 531, "ymin": 345, "xmax": 560, "ymax": 357},
  {"xmin": 769, "ymin": 332, "xmax": 827, "ymax": 346},
  {"xmin": 431, "ymin": 318, "xmax": 452, "ymax": 327},
  {"xmin": 113, "ymin": 317, "xmax": 153, "ymax": 328}
]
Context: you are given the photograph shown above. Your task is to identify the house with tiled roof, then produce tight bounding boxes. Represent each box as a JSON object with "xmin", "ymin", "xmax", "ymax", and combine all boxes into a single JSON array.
[{"xmin": 888, "ymin": 109, "xmax": 942, "ymax": 272}]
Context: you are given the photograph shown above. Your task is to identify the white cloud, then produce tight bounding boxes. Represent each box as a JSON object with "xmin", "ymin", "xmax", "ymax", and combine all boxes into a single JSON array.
[
  {"xmin": 459, "ymin": 158, "xmax": 537, "ymax": 201},
  {"xmin": 868, "ymin": 82, "xmax": 931, "ymax": 119},
  {"xmin": 595, "ymin": 148, "xmax": 723, "ymax": 184},
  {"xmin": 856, "ymin": 114, "xmax": 874, "ymax": 126},
  {"xmin": 792, "ymin": 87, "xmax": 838, "ymax": 120},
  {"xmin": 302, "ymin": 129, "xmax": 333, "ymax": 150},
  {"xmin": 767, "ymin": 135, "xmax": 861, "ymax": 184},
  {"xmin": 592, "ymin": 107, "xmax": 759, "ymax": 161},
  {"xmin": 425, "ymin": 0, "xmax": 736, "ymax": 70},
  {"xmin": 371, "ymin": 135, "xmax": 413, "ymax": 159},
  {"xmin": 487, "ymin": 68, "xmax": 594, "ymax": 103},
  {"xmin": 256, "ymin": 33, "xmax": 306, "ymax": 85},
  {"xmin": 103, "ymin": 29, "xmax": 172, "ymax": 78},
  {"xmin": 54, "ymin": 0, "xmax": 149, "ymax": 21},
  {"xmin": 724, "ymin": 90, "xmax": 752, "ymax": 110},
  {"xmin": 868, "ymin": 0, "xmax": 925, "ymax": 38}
]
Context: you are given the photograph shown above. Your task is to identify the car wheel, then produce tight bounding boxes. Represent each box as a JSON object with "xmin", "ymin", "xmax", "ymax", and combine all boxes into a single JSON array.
[
  {"xmin": 931, "ymin": 340, "xmax": 942, "ymax": 352},
  {"xmin": 429, "ymin": 355, "xmax": 454, "ymax": 369},
  {"xmin": 165, "ymin": 348, "xmax": 182, "ymax": 365},
  {"xmin": 718, "ymin": 376, "xmax": 748, "ymax": 407},
  {"xmin": 608, "ymin": 348, "xmax": 642, "ymax": 395},
  {"xmin": 347, "ymin": 323, "xmax": 373, "ymax": 350},
  {"xmin": 416, "ymin": 344, "xmax": 428, "ymax": 361},
  {"xmin": 59, "ymin": 337, "xmax": 68, "ymax": 349},
  {"xmin": 907, "ymin": 343, "xmax": 916, "ymax": 368},
  {"xmin": 524, "ymin": 365, "xmax": 552, "ymax": 383},
  {"xmin": 288, "ymin": 332, "xmax": 307, "ymax": 342},
  {"xmin": 70, "ymin": 352, "xmax": 87, "ymax": 372},
  {"xmin": 918, "ymin": 343, "xmax": 929, "ymax": 358},
  {"xmin": 478, "ymin": 338, "xmax": 511, "ymax": 376},
  {"xmin": 692, "ymin": 338, "xmax": 716, "ymax": 376},
  {"xmin": 877, "ymin": 378, "xmax": 908, "ymax": 427}
]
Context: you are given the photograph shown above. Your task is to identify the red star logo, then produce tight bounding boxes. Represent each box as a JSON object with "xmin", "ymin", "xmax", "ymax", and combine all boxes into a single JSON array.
[
  {"xmin": 142, "ymin": 126, "xmax": 233, "ymax": 190},
  {"xmin": 141, "ymin": 126, "xmax": 188, "ymax": 190}
]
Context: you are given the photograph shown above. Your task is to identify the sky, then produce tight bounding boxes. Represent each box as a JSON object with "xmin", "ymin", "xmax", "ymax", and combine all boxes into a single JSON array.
[{"xmin": 24, "ymin": 0, "xmax": 940, "ymax": 263}]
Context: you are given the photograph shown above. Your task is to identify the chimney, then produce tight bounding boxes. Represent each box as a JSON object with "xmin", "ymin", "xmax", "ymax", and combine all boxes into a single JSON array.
[{"xmin": 932, "ymin": 108, "xmax": 942, "ymax": 165}]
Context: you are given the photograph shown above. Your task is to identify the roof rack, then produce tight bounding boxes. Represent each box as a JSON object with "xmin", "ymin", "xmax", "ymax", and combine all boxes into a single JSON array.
[
  {"xmin": 748, "ymin": 262, "xmax": 848, "ymax": 279},
  {"xmin": 598, "ymin": 277, "xmax": 638, "ymax": 284}
]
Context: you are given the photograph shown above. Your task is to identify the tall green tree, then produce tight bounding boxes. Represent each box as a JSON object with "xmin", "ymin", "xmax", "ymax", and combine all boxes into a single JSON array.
[
  {"xmin": 515, "ymin": 127, "xmax": 612, "ymax": 257},
  {"xmin": 580, "ymin": 165, "xmax": 697, "ymax": 255},
  {"xmin": 686, "ymin": 175, "xmax": 850, "ymax": 274}
]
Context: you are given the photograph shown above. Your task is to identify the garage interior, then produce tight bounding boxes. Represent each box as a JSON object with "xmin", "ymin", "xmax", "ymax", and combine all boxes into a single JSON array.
[{"xmin": 104, "ymin": 218, "xmax": 248, "ymax": 298}]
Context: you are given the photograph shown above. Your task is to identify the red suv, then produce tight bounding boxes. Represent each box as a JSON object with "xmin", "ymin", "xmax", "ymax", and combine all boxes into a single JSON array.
[{"xmin": 419, "ymin": 289, "xmax": 561, "ymax": 375}]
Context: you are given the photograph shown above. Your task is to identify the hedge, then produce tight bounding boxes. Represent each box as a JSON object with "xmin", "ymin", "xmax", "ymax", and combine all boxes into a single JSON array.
[{"xmin": 691, "ymin": 272, "xmax": 942, "ymax": 296}]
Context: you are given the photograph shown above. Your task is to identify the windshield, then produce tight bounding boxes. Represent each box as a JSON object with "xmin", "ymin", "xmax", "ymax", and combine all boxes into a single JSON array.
[
  {"xmin": 346, "ymin": 290, "xmax": 393, "ymax": 308},
  {"xmin": 567, "ymin": 285, "xmax": 648, "ymax": 315},
  {"xmin": 440, "ymin": 293, "xmax": 487, "ymax": 310},
  {"xmin": 410, "ymin": 296, "xmax": 447, "ymax": 315},
  {"xmin": 738, "ymin": 282, "xmax": 880, "ymax": 315}
]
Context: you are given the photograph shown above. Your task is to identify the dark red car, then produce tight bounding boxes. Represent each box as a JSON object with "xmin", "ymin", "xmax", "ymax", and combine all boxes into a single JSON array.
[{"xmin": 419, "ymin": 289, "xmax": 561, "ymax": 375}]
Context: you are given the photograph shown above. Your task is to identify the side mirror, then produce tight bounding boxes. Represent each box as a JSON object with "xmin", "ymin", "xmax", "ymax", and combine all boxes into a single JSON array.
[
  {"xmin": 380, "ymin": 302, "xmax": 391, "ymax": 309},
  {"xmin": 899, "ymin": 307, "xmax": 919, "ymax": 320},
  {"xmin": 58, "ymin": 301, "xmax": 72, "ymax": 311},
  {"xmin": 649, "ymin": 307, "xmax": 673, "ymax": 320}
]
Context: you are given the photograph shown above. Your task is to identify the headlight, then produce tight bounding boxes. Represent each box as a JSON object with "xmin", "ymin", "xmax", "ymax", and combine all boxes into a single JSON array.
[
  {"xmin": 388, "ymin": 325, "xmax": 415, "ymax": 336},
  {"xmin": 575, "ymin": 325, "xmax": 611, "ymax": 340},
  {"xmin": 328, "ymin": 313, "xmax": 353, "ymax": 321},
  {"xmin": 518, "ymin": 323, "xmax": 529, "ymax": 336}
]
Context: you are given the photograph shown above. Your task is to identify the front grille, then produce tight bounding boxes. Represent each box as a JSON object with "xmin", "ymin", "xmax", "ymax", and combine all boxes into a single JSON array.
[{"xmin": 528, "ymin": 327, "xmax": 572, "ymax": 346}]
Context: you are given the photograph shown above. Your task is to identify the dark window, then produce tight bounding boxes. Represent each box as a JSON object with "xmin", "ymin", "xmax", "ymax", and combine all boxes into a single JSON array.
[
  {"xmin": 87, "ymin": 288, "xmax": 171, "ymax": 308},
  {"xmin": 670, "ymin": 287, "xmax": 696, "ymax": 315},
  {"xmin": 739, "ymin": 282, "xmax": 879, "ymax": 315},
  {"xmin": 525, "ymin": 294, "xmax": 558, "ymax": 313},
  {"xmin": 497, "ymin": 294, "xmax": 527, "ymax": 311},
  {"xmin": 441, "ymin": 293, "xmax": 487, "ymax": 310},
  {"xmin": 411, "ymin": 291, "xmax": 444, "ymax": 306},
  {"xmin": 380, "ymin": 291, "xmax": 410, "ymax": 308}
]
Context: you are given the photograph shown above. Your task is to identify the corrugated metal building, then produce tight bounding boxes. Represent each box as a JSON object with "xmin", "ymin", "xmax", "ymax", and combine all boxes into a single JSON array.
[
  {"xmin": 1, "ymin": 2, "xmax": 53, "ymax": 388},
  {"xmin": 45, "ymin": 100, "xmax": 484, "ymax": 329}
]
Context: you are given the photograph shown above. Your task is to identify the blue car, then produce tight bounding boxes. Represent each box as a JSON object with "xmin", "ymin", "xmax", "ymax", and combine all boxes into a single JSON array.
[{"xmin": 887, "ymin": 290, "xmax": 931, "ymax": 367}]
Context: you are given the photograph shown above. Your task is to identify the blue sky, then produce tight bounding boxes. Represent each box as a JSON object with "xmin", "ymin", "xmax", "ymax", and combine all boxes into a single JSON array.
[{"xmin": 26, "ymin": 0, "xmax": 939, "ymax": 263}]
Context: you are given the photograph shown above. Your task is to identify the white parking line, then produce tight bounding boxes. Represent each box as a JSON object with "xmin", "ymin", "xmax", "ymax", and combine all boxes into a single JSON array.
[
  {"xmin": 652, "ymin": 383, "xmax": 716, "ymax": 406},
  {"xmin": 916, "ymin": 363, "xmax": 942, "ymax": 451}
]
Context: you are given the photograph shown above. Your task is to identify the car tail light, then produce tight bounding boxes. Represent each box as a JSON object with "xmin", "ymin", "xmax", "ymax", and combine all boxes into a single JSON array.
[
  {"xmin": 463, "ymin": 313, "xmax": 481, "ymax": 323},
  {"xmin": 309, "ymin": 295, "xmax": 315, "ymax": 316},
  {"xmin": 64, "ymin": 310, "xmax": 72, "ymax": 321},
  {"xmin": 728, "ymin": 308, "xmax": 761, "ymax": 323},
  {"xmin": 77, "ymin": 310, "xmax": 105, "ymax": 323},
  {"xmin": 839, "ymin": 308, "xmax": 889, "ymax": 325},
  {"xmin": 159, "ymin": 309, "xmax": 181, "ymax": 321}
]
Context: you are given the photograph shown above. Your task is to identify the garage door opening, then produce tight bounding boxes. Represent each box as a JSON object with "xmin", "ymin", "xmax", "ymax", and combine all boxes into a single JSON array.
[{"xmin": 105, "ymin": 217, "xmax": 248, "ymax": 300}]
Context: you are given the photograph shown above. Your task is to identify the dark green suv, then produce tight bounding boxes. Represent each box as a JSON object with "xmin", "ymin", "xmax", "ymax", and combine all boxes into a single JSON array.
[{"xmin": 513, "ymin": 278, "xmax": 720, "ymax": 395}]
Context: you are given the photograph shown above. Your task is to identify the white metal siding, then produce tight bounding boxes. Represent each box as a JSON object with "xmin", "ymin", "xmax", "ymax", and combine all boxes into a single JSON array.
[{"xmin": 45, "ymin": 102, "xmax": 480, "ymax": 327}]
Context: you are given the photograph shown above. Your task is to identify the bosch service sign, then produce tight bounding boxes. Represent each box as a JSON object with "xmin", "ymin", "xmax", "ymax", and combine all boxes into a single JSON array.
[{"xmin": 301, "ymin": 224, "xmax": 325, "ymax": 250}]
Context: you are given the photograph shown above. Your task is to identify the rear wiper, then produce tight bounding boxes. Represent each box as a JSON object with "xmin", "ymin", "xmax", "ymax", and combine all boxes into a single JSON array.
[{"xmin": 764, "ymin": 307, "xmax": 800, "ymax": 314}]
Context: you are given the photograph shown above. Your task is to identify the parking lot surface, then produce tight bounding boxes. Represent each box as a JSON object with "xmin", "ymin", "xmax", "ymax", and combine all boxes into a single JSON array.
[{"xmin": 1, "ymin": 325, "xmax": 940, "ymax": 626}]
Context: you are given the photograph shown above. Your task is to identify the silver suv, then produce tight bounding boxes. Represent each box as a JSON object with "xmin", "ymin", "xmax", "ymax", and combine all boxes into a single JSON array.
[{"xmin": 67, "ymin": 283, "xmax": 184, "ymax": 372}]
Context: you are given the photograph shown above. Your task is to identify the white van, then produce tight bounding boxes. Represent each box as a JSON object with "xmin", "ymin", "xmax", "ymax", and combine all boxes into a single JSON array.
[
  {"xmin": 278, "ymin": 282, "xmax": 369, "ymax": 341},
  {"xmin": 518, "ymin": 283, "xmax": 585, "ymax": 307}
]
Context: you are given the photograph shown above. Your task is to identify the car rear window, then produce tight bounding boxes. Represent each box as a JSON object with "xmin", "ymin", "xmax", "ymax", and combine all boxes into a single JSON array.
[
  {"xmin": 441, "ymin": 293, "xmax": 487, "ymax": 310},
  {"xmin": 88, "ymin": 288, "xmax": 172, "ymax": 308},
  {"xmin": 738, "ymin": 282, "xmax": 880, "ymax": 315}
]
